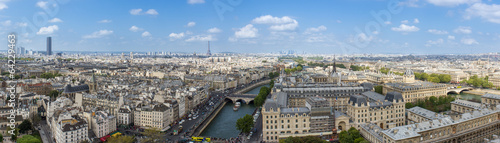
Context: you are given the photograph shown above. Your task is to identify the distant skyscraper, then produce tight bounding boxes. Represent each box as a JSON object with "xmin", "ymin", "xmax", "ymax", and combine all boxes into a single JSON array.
[
  {"xmin": 47, "ymin": 37, "xmax": 52, "ymax": 55},
  {"xmin": 207, "ymin": 41, "xmax": 211, "ymax": 56},
  {"xmin": 20, "ymin": 47, "xmax": 25, "ymax": 55},
  {"xmin": 130, "ymin": 52, "xmax": 133, "ymax": 59}
]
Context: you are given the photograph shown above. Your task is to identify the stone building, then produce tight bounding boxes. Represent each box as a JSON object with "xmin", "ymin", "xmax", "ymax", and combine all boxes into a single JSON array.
[
  {"xmin": 262, "ymin": 92, "xmax": 336, "ymax": 142},
  {"xmin": 483, "ymin": 93, "xmax": 500, "ymax": 106},
  {"xmin": 347, "ymin": 91, "xmax": 406, "ymax": 130},
  {"xmin": 134, "ymin": 102, "xmax": 172, "ymax": 131},
  {"xmin": 361, "ymin": 105, "xmax": 500, "ymax": 143},
  {"xmin": 451, "ymin": 99, "xmax": 481, "ymax": 114},
  {"xmin": 275, "ymin": 83, "xmax": 371, "ymax": 112},
  {"xmin": 383, "ymin": 70, "xmax": 447, "ymax": 103},
  {"xmin": 407, "ymin": 106, "xmax": 446, "ymax": 123}
]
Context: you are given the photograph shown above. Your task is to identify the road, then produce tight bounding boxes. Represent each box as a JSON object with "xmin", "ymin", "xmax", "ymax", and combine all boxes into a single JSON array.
[{"xmin": 39, "ymin": 120, "xmax": 54, "ymax": 143}]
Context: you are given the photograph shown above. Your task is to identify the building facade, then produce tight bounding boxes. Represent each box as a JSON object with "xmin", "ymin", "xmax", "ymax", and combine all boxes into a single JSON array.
[
  {"xmin": 347, "ymin": 92, "xmax": 406, "ymax": 130},
  {"xmin": 134, "ymin": 102, "xmax": 171, "ymax": 131}
]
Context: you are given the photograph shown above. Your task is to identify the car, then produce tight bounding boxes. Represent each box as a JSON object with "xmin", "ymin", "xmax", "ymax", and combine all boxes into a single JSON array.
[{"xmin": 189, "ymin": 118, "xmax": 192, "ymax": 120}]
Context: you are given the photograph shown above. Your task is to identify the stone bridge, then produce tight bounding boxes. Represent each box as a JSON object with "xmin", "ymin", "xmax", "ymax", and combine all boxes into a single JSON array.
[
  {"xmin": 447, "ymin": 87, "xmax": 474, "ymax": 94},
  {"xmin": 225, "ymin": 94, "xmax": 258, "ymax": 104}
]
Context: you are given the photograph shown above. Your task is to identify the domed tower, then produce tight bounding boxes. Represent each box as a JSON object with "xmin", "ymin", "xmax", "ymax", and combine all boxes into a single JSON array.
[{"xmin": 403, "ymin": 69, "xmax": 415, "ymax": 83}]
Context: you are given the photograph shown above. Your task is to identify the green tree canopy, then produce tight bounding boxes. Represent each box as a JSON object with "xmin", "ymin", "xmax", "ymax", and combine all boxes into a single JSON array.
[
  {"xmin": 236, "ymin": 114, "xmax": 254, "ymax": 133},
  {"xmin": 142, "ymin": 128, "xmax": 162, "ymax": 143},
  {"xmin": 107, "ymin": 135, "xmax": 134, "ymax": 143},
  {"xmin": 17, "ymin": 135, "xmax": 41, "ymax": 143},
  {"xmin": 18, "ymin": 120, "xmax": 33, "ymax": 134}
]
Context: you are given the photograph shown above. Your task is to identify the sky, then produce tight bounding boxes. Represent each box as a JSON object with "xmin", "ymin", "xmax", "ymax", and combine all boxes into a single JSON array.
[{"xmin": 1, "ymin": 0, "xmax": 500, "ymax": 54}]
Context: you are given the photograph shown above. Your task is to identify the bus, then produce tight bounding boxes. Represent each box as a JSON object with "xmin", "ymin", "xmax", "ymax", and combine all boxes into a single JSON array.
[{"xmin": 191, "ymin": 137, "xmax": 211, "ymax": 142}]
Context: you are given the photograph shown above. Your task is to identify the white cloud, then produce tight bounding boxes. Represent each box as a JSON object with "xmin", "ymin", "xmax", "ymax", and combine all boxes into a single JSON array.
[
  {"xmin": 448, "ymin": 35, "xmax": 455, "ymax": 40},
  {"xmin": 48, "ymin": 18, "xmax": 63, "ymax": 23},
  {"xmin": 336, "ymin": 20, "xmax": 342, "ymax": 23},
  {"xmin": 129, "ymin": 26, "xmax": 143, "ymax": 32},
  {"xmin": 306, "ymin": 36, "xmax": 325, "ymax": 42},
  {"xmin": 0, "ymin": 0, "xmax": 10, "ymax": 10},
  {"xmin": 145, "ymin": 9, "xmax": 158, "ymax": 15},
  {"xmin": 169, "ymin": 32, "xmax": 185, "ymax": 40},
  {"xmin": 428, "ymin": 29, "xmax": 448, "ymax": 34},
  {"xmin": 130, "ymin": 9, "xmax": 142, "ymax": 15},
  {"xmin": 235, "ymin": 24, "xmax": 258, "ymax": 38},
  {"xmin": 36, "ymin": 25, "xmax": 58, "ymax": 35},
  {"xmin": 36, "ymin": 1, "xmax": 48, "ymax": 9},
  {"xmin": 426, "ymin": 0, "xmax": 480, "ymax": 7},
  {"xmin": 454, "ymin": 26, "xmax": 472, "ymax": 34},
  {"xmin": 413, "ymin": 18, "xmax": 420, "ymax": 23},
  {"xmin": 1, "ymin": 20, "xmax": 11, "ymax": 26},
  {"xmin": 16, "ymin": 22, "xmax": 27, "ymax": 27},
  {"xmin": 185, "ymin": 35, "xmax": 215, "ymax": 42},
  {"xmin": 207, "ymin": 27, "xmax": 222, "ymax": 33},
  {"xmin": 461, "ymin": 38, "xmax": 478, "ymax": 45},
  {"xmin": 98, "ymin": 19, "xmax": 112, "ymax": 23},
  {"xmin": 400, "ymin": 0, "xmax": 420, "ymax": 7},
  {"xmin": 252, "ymin": 15, "xmax": 295, "ymax": 24},
  {"xmin": 401, "ymin": 20, "xmax": 409, "ymax": 24},
  {"xmin": 186, "ymin": 22, "xmax": 196, "ymax": 27},
  {"xmin": 252, "ymin": 15, "xmax": 299, "ymax": 31},
  {"xmin": 356, "ymin": 33, "xmax": 373, "ymax": 42},
  {"xmin": 83, "ymin": 30, "xmax": 113, "ymax": 39},
  {"xmin": 305, "ymin": 25, "xmax": 327, "ymax": 33},
  {"xmin": 142, "ymin": 31, "xmax": 152, "ymax": 37},
  {"xmin": 270, "ymin": 20, "xmax": 298, "ymax": 31},
  {"xmin": 465, "ymin": 3, "xmax": 500, "ymax": 24},
  {"xmin": 391, "ymin": 24, "xmax": 420, "ymax": 32},
  {"xmin": 187, "ymin": 0, "xmax": 205, "ymax": 4},
  {"xmin": 427, "ymin": 38, "xmax": 444, "ymax": 45},
  {"xmin": 384, "ymin": 21, "xmax": 392, "ymax": 25}
]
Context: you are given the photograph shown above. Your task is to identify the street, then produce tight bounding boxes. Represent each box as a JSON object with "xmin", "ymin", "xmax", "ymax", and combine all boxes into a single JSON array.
[{"xmin": 39, "ymin": 120, "xmax": 54, "ymax": 143}]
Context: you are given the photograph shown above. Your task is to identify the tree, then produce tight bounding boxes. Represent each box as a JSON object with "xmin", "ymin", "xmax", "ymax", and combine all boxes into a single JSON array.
[
  {"xmin": 421, "ymin": 73, "xmax": 429, "ymax": 81},
  {"xmin": 236, "ymin": 114, "xmax": 254, "ymax": 133},
  {"xmin": 429, "ymin": 96, "xmax": 438, "ymax": 105},
  {"xmin": 0, "ymin": 133, "xmax": 3, "ymax": 142},
  {"xmin": 348, "ymin": 127, "xmax": 361, "ymax": 139},
  {"xmin": 438, "ymin": 74, "xmax": 451, "ymax": 83},
  {"xmin": 374, "ymin": 85, "xmax": 383, "ymax": 94},
  {"xmin": 49, "ymin": 90, "xmax": 60, "ymax": 99},
  {"xmin": 339, "ymin": 130, "xmax": 353, "ymax": 143},
  {"xmin": 18, "ymin": 120, "xmax": 33, "ymax": 134},
  {"xmin": 142, "ymin": 128, "xmax": 162, "ymax": 143},
  {"xmin": 254, "ymin": 96, "xmax": 264, "ymax": 107},
  {"xmin": 17, "ymin": 135, "xmax": 41, "ymax": 143},
  {"xmin": 11, "ymin": 128, "xmax": 19, "ymax": 142},
  {"xmin": 354, "ymin": 137, "xmax": 366, "ymax": 143},
  {"xmin": 296, "ymin": 66, "xmax": 303, "ymax": 71},
  {"xmin": 428, "ymin": 77, "xmax": 440, "ymax": 83},
  {"xmin": 107, "ymin": 135, "xmax": 134, "ymax": 143}
]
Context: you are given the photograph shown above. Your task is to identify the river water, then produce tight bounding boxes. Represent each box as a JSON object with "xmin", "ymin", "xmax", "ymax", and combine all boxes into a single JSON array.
[
  {"xmin": 199, "ymin": 84, "xmax": 269, "ymax": 138},
  {"xmin": 448, "ymin": 92, "xmax": 482, "ymax": 102}
]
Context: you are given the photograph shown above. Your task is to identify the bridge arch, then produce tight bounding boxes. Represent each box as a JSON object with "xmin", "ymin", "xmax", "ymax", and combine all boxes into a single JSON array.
[
  {"xmin": 235, "ymin": 99, "xmax": 246, "ymax": 104},
  {"xmin": 447, "ymin": 88, "xmax": 472, "ymax": 95}
]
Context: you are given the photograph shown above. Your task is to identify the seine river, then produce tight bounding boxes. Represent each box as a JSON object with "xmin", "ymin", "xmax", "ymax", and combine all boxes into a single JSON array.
[{"xmin": 199, "ymin": 84, "xmax": 269, "ymax": 138}]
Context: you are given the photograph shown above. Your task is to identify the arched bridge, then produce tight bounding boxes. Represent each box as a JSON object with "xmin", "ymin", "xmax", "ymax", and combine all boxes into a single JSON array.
[
  {"xmin": 225, "ymin": 94, "xmax": 258, "ymax": 104},
  {"xmin": 447, "ymin": 87, "xmax": 474, "ymax": 94}
]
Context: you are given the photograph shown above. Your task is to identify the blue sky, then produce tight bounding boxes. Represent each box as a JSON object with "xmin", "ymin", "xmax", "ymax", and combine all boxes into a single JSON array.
[{"xmin": 1, "ymin": 0, "xmax": 500, "ymax": 54}]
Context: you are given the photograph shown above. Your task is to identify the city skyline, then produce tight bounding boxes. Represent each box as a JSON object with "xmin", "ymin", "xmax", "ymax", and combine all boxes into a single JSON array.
[{"xmin": 2, "ymin": 0, "xmax": 500, "ymax": 54}]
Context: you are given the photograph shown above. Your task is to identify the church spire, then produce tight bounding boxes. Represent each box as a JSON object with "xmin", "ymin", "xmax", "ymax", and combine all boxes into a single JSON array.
[{"xmin": 333, "ymin": 54, "xmax": 337, "ymax": 73}]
